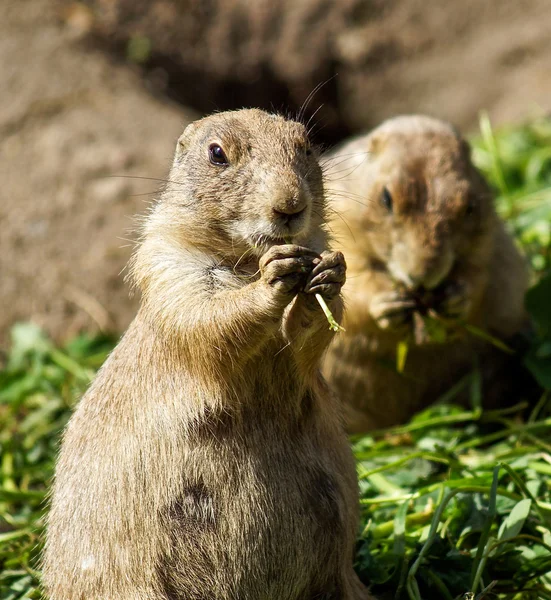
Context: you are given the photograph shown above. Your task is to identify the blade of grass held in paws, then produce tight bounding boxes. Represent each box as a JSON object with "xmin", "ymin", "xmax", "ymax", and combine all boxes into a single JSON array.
[
  {"xmin": 284, "ymin": 238, "xmax": 344, "ymax": 332},
  {"xmin": 315, "ymin": 293, "xmax": 345, "ymax": 332}
]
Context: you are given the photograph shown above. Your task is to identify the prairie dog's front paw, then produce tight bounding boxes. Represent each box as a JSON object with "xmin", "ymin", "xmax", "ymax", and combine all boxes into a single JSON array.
[
  {"xmin": 259, "ymin": 245, "xmax": 318, "ymax": 298},
  {"xmin": 304, "ymin": 251, "xmax": 346, "ymax": 300},
  {"xmin": 370, "ymin": 290, "xmax": 416, "ymax": 331},
  {"xmin": 434, "ymin": 280, "xmax": 471, "ymax": 320}
]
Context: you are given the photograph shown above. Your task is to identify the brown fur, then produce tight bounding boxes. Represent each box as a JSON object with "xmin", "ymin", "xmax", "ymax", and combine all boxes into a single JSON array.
[
  {"xmin": 322, "ymin": 115, "xmax": 531, "ymax": 432},
  {"xmin": 42, "ymin": 109, "xmax": 372, "ymax": 600}
]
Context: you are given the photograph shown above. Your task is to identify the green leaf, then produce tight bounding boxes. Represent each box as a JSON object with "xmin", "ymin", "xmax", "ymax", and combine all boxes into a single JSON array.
[
  {"xmin": 396, "ymin": 340, "xmax": 408, "ymax": 373},
  {"xmin": 8, "ymin": 323, "xmax": 51, "ymax": 368},
  {"xmin": 393, "ymin": 500, "xmax": 409, "ymax": 556},
  {"xmin": 498, "ymin": 498, "xmax": 532, "ymax": 541}
]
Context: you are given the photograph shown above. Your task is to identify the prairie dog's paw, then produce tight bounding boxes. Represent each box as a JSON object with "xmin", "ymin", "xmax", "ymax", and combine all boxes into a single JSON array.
[
  {"xmin": 304, "ymin": 251, "xmax": 346, "ymax": 300},
  {"xmin": 435, "ymin": 280, "xmax": 471, "ymax": 320},
  {"xmin": 259, "ymin": 245, "xmax": 318, "ymax": 297},
  {"xmin": 370, "ymin": 290, "xmax": 416, "ymax": 331}
]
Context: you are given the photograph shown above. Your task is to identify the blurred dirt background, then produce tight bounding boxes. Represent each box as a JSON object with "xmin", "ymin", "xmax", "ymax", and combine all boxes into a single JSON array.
[{"xmin": 1, "ymin": 0, "xmax": 551, "ymax": 348}]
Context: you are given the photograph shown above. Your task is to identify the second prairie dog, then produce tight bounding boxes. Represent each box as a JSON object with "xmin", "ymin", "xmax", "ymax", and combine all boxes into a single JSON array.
[
  {"xmin": 322, "ymin": 115, "xmax": 530, "ymax": 432},
  {"xmin": 43, "ymin": 109, "xmax": 372, "ymax": 600}
]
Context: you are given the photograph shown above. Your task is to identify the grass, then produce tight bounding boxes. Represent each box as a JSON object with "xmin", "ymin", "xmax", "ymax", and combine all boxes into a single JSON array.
[{"xmin": 1, "ymin": 115, "xmax": 551, "ymax": 599}]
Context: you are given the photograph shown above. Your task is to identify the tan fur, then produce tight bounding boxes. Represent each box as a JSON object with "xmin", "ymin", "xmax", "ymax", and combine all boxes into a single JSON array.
[
  {"xmin": 322, "ymin": 115, "xmax": 530, "ymax": 432},
  {"xmin": 42, "ymin": 109, "xmax": 372, "ymax": 600}
]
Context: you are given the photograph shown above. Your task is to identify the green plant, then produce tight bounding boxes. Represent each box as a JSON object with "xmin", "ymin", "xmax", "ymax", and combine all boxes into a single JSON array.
[{"xmin": 0, "ymin": 324, "xmax": 114, "ymax": 599}]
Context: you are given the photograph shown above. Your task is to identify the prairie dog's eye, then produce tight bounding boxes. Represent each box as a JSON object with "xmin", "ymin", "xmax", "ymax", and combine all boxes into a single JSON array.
[
  {"xmin": 305, "ymin": 145, "xmax": 313, "ymax": 157},
  {"xmin": 381, "ymin": 187, "xmax": 393, "ymax": 212},
  {"xmin": 465, "ymin": 197, "xmax": 476, "ymax": 216},
  {"xmin": 208, "ymin": 143, "xmax": 228, "ymax": 166}
]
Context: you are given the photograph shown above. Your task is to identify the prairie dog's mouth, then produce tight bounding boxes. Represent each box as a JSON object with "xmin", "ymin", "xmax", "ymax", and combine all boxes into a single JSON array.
[
  {"xmin": 388, "ymin": 254, "xmax": 455, "ymax": 292},
  {"xmin": 249, "ymin": 232, "xmax": 298, "ymax": 251},
  {"xmin": 231, "ymin": 207, "xmax": 324, "ymax": 258},
  {"xmin": 248, "ymin": 218, "xmax": 311, "ymax": 248},
  {"xmin": 251, "ymin": 233, "xmax": 287, "ymax": 246}
]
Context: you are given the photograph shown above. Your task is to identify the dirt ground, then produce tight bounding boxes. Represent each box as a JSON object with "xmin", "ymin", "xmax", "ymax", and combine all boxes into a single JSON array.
[
  {"xmin": 0, "ymin": 0, "xmax": 197, "ymax": 348},
  {"xmin": 1, "ymin": 0, "xmax": 551, "ymax": 348}
]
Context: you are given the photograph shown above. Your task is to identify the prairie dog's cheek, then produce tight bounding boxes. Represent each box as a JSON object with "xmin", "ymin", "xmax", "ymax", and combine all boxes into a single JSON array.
[
  {"xmin": 368, "ymin": 232, "xmax": 394, "ymax": 267},
  {"xmin": 388, "ymin": 242, "xmax": 413, "ymax": 288}
]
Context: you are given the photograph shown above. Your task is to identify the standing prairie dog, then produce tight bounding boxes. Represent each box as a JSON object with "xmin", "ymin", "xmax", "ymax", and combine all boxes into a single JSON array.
[
  {"xmin": 43, "ymin": 109, "xmax": 372, "ymax": 600},
  {"xmin": 322, "ymin": 115, "xmax": 530, "ymax": 432}
]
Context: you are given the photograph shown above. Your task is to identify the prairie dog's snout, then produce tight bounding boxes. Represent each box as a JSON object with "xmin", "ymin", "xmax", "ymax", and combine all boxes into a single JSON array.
[
  {"xmin": 388, "ymin": 223, "xmax": 455, "ymax": 291},
  {"xmin": 271, "ymin": 184, "xmax": 308, "ymax": 220},
  {"xmin": 249, "ymin": 161, "xmax": 317, "ymax": 249},
  {"xmin": 266, "ymin": 169, "xmax": 311, "ymax": 235}
]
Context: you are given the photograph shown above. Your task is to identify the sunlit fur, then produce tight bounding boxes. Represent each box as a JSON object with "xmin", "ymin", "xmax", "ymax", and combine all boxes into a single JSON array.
[
  {"xmin": 322, "ymin": 115, "xmax": 530, "ymax": 432},
  {"xmin": 42, "ymin": 109, "xmax": 372, "ymax": 600}
]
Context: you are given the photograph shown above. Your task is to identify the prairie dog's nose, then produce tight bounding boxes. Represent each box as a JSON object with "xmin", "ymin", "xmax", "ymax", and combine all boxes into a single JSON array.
[
  {"xmin": 272, "ymin": 194, "xmax": 307, "ymax": 220},
  {"xmin": 404, "ymin": 255, "xmax": 454, "ymax": 291},
  {"xmin": 391, "ymin": 232, "xmax": 455, "ymax": 291}
]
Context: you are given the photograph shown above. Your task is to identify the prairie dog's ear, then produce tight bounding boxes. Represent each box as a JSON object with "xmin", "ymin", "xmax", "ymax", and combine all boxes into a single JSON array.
[
  {"xmin": 175, "ymin": 121, "xmax": 198, "ymax": 157},
  {"xmin": 365, "ymin": 132, "xmax": 385, "ymax": 156}
]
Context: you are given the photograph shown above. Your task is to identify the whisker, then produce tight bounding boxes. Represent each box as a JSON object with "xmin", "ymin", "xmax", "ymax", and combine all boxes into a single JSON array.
[
  {"xmin": 306, "ymin": 120, "xmax": 327, "ymax": 142},
  {"xmin": 127, "ymin": 191, "xmax": 161, "ymax": 198},
  {"xmin": 116, "ymin": 236, "xmax": 137, "ymax": 244},
  {"xmin": 323, "ymin": 206, "xmax": 355, "ymax": 242},
  {"xmin": 297, "ymin": 75, "xmax": 337, "ymax": 124},
  {"xmin": 324, "ymin": 167, "xmax": 364, "ymax": 180},
  {"xmin": 320, "ymin": 150, "xmax": 371, "ymax": 162},
  {"xmin": 325, "ymin": 192, "xmax": 371, "ymax": 210},
  {"xmin": 323, "ymin": 156, "xmax": 370, "ymax": 182},
  {"xmin": 306, "ymin": 103, "xmax": 324, "ymax": 129},
  {"xmin": 320, "ymin": 152, "xmax": 370, "ymax": 173},
  {"xmin": 102, "ymin": 175, "xmax": 188, "ymax": 187},
  {"xmin": 234, "ymin": 247, "xmax": 255, "ymax": 272},
  {"xmin": 306, "ymin": 104, "xmax": 324, "ymax": 138},
  {"xmin": 311, "ymin": 208, "xmax": 334, "ymax": 232},
  {"xmin": 324, "ymin": 187, "xmax": 370, "ymax": 202}
]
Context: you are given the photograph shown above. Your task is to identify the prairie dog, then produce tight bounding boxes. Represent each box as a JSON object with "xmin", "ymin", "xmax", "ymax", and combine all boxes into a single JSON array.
[
  {"xmin": 323, "ymin": 115, "xmax": 530, "ymax": 432},
  {"xmin": 43, "ymin": 109, "xmax": 372, "ymax": 600}
]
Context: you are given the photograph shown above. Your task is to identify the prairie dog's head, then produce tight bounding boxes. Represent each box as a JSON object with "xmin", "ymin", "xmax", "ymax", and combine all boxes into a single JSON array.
[
  {"xmin": 151, "ymin": 109, "xmax": 325, "ymax": 260},
  {"xmin": 326, "ymin": 115, "xmax": 496, "ymax": 291}
]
